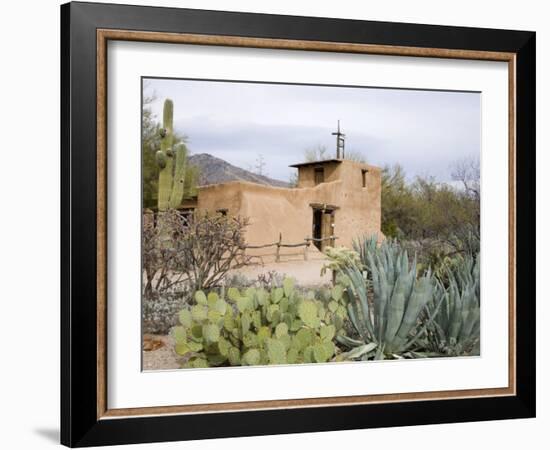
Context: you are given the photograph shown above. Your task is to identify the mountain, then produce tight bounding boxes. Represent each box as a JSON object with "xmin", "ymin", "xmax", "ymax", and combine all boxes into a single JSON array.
[{"xmin": 188, "ymin": 153, "xmax": 290, "ymax": 188}]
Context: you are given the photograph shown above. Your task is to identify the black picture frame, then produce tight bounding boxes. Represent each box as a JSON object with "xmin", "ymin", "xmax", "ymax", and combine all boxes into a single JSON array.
[{"xmin": 61, "ymin": 1, "xmax": 536, "ymax": 447}]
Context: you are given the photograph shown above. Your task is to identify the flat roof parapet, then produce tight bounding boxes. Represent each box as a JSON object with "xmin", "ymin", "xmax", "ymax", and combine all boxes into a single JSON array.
[{"xmin": 288, "ymin": 159, "xmax": 343, "ymax": 168}]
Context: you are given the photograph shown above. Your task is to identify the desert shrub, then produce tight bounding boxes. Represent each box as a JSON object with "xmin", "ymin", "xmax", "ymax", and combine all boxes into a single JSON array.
[
  {"xmin": 381, "ymin": 162, "xmax": 480, "ymax": 258},
  {"xmin": 222, "ymin": 272, "xmax": 253, "ymax": 289},
  {"xmin": 322, "ymin": 246, "xmax": 363, "ymax": 271},
  {"xmin": 171, "ymin": 278, "xmax": 348, "ymax": 368},
  {"xmin": 142, "ymin": 209, "xmax": 249, "ymax": 334},
  {"xmin": 223, "ymin": 270, "xmax": 287, "ymax": 291},
  {"xmin": 398, "ymin": 232, "xmax": 479, "ymax": 279},
  {"xmin": 142, "ymin": 209, "xmax": 249, "ymax": 298},
  {"xmin": 353, "ymin": 232, "xmax": 478, "ymax": 283},
  {"xmin": 255, "ymin": 270, "xmax": 287, "ymax": 290},
  {"xmin": 142, "ymin": 291, "xmax": 190, "ymax": 335}
]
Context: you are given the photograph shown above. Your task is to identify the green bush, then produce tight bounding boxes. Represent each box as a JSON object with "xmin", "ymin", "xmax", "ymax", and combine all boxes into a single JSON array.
[{"xmin": 172, "ymin": 278, "xmax": 348, "ymax": 368}]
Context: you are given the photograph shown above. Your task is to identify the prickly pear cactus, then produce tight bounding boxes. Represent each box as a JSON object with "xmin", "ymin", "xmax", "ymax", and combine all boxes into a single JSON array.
[
  {"xmin": 171, "ymin": 278, "xmax": 349, "ymax": 368},
  {"xmin": 156, "ymin": 99, "xmax": 189, "ymax": 211}
]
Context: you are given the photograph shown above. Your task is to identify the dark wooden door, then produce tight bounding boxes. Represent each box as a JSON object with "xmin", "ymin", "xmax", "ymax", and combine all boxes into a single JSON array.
[
  {"xmin": 312, "ymin": 209, "xmax": 322, "ymax": 250},
  {"xmin": 321, "ymin": 212, "xmax": 334, "ymax": 251}
]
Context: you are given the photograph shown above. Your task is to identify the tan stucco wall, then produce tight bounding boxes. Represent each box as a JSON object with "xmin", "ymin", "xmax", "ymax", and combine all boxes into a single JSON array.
[
  {"xmin": 196, "ymin": 160, "xmax": 382, "ymax": 258},
  {"xmin": 331, "ymin": 160, "xmax": 382, "ymax": 247},
  {"xmin": 297, "ymin": 161, "xmax": 341, "ymax": 188}
]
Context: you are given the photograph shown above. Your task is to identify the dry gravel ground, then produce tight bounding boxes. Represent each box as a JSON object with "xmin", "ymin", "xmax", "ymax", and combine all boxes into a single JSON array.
[
  {"xmin": 227, "ymin": 256, "xmax": 332, "ymax": 287},
  {"xmin": 142, "ymin": 335, "xmax": 179, "ymax": 371}
]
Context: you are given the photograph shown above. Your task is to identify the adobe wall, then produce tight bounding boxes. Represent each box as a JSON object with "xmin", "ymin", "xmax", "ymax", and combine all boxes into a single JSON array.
[
  {"xmin": 198, "ymin": 181, "xmax": 342, "ymax": 260},
  {"xmin": 334, "ymin": 160, "xmax": 382, "ymax": 245},
  {"xmin": 297, "ymin": 161, "xmax": 341, "ymax": 188},
  {"xmin": 197, "ymin": 159, "xmax": 382, "ymax": 259},
  {"xmin": 195, "ymin": 182, "xmax": 243, "ymax": 216},
  {"xmin": 294, "ymin": 160, "xmax": 382, "ymax": 245}
]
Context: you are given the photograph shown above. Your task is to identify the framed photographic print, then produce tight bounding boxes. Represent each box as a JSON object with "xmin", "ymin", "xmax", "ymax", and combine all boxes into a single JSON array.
[{"xmin": 60, "ymin": 1, "xmax": 536, "ymax": 447}]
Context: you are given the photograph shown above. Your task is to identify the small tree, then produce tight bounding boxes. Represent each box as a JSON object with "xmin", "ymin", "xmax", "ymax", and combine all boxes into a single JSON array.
[
  {"xmin": 343, "ymin": 149, "xmax": 367, "ymax": 163},
  {"xmin": 143, "ymin": 209, "xmax": 250, "ymax": 298},
  {"xmin": 451, "ymin": 156, "xmax": 480, "ymax": 202},
  {"xmin": 303, "ymin": 144, "xmax": 366, "ymax": 163},
  {"xmin": 253, "ymin": 154, "xmax": 267, "ymax": 176},
  {"xmin": 304, "ymin": 144, "xmax": 329, "ymax": 162}
]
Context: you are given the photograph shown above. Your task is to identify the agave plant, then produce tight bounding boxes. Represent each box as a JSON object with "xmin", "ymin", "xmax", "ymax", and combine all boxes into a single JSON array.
[
  {"xmin": 422, "ymin": 253, "xmax": 480, "ymax": 356},
  {"xmin": 337, "ymin": 241, "xmax": 441, "ymax": 360},
  {"xmin": 352, "ymin": 234, "xmax": 379, "ymax": 268}
]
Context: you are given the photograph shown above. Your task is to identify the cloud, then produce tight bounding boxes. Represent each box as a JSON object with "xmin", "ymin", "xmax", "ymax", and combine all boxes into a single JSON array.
[{"xmin": 144, "ymin": 78, "xmax": 480, "ymax": 182}]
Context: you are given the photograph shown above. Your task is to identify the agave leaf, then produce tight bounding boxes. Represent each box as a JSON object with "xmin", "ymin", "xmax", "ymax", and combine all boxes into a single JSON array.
[
  {"xmin": 377, "ymin": 265, "xmax": 390, "ymax": 342},
  {"xmin": 374, "ymin": 343, "xmax": 386, "ymax": 360},
  {"xmin": 386, "ymin": 248, "xmax": 395, "ymax": 286},
  {"xmin": 402, "ymin": 287, "xmax": 446, "ymax": 352},
  {"xmin": 343, "ymin": 342, "xmax": 378, "ymax": 360},
  {"xmin": 459, "ymin": 304, "xmax": 480, "ymax": 343},
  {"xmin": 383, "ymin": 274, "xmax": 407, "ymax": 346},
  {"xmin": 344, "ymin": 266, "xmax": 374, "ymax": 338},
  {"xmin": 336, "ymin": 335, "xmax": 365, "ymax": 349},
  {"xmin": 393, "ymin": 275, "xmax": 433, "ymax": 350},
  {"xmin": 347, "ymin": 298, "xmax": 367, "ymax": 341},
  {"xmin": 448, "ymin": 290, "xmax": 464, "ymax": 342},
  {"xmin": 404, "ymin": 351, "xmax": 442, "ymax": 358}
]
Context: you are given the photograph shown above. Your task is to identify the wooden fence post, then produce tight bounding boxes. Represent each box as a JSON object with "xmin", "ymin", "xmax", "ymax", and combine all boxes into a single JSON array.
[{"xmin": 276, "ymin": 232, "xmax": 282, "ymax": 262}]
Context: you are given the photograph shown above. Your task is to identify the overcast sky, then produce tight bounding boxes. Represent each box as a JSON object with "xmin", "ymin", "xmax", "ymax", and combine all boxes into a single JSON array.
[{"xmin": 144, "ymin": 78, "xmax": 480, "ymax": 183}]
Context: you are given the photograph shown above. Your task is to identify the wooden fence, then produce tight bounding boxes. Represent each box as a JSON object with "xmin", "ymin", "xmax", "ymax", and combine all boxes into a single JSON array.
[{"xmin": 241, "ymin": 233, "xmax": 339, "ymax": 262}]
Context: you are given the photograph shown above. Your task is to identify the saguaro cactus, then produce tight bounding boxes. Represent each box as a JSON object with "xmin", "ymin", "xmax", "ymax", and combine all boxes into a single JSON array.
[{"xmin": 156, "ymin": 99, "xmax": 187, "ymax": 211}]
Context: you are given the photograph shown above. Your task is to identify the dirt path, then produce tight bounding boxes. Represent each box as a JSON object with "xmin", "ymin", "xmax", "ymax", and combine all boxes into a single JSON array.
[{"xmin": 228, "ymin": 256, "xmax": 332, "ymax": 286}]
